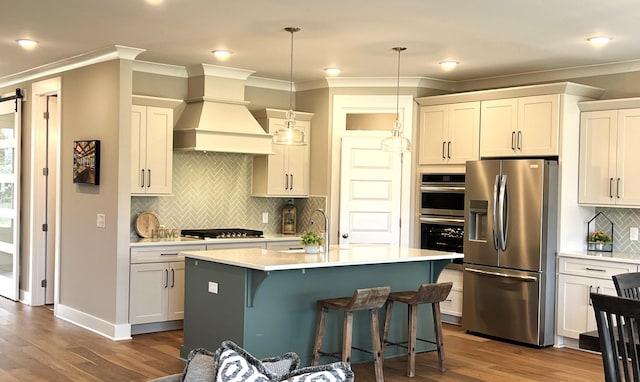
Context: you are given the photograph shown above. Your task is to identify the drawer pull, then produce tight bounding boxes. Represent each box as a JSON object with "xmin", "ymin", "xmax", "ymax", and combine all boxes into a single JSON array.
[
  {"xmin": 161, "ymin": 253, "xmax": 180, "ymax": 256},
  {"xmin": 585, "ymin": 267, "xmax": 606, "ymax": 272},
  {"xmin": 445, "ymin": 299, "xmax": 453, "ymax": 302}
]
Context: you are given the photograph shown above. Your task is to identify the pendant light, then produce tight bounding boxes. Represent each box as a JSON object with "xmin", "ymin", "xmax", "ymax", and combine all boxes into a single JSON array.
[
  {"xmin": 381, "ymin": 47, "xmax": 411, "ymax": 152},
  {"xmin": 273, "ymin": 27, "xmax": 306, "ymax": 145}
]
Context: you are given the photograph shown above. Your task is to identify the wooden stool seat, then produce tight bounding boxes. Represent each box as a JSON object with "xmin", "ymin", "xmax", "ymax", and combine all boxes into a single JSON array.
[
  {"xmin": 382, "ymin": 282, "xmax": 453, "ymax": 377},
  {"xmin": 312, "ymin": 286, "xmax": 390, "ymax": 382}
]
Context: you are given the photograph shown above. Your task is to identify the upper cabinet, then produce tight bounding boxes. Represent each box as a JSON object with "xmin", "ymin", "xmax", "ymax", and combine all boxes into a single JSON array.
[
  {"xmin": 419, "ymin": 102, "xmax": 480, "ymax": 165},
  {"xmin": 252, "ymin": 108, "xmax": 314, "ymax": 197},
  {"xmin": 480, "ymin": 94, "xmax": 560, "ymax": 157},
  {"xmin": 131, "ymin": 105, "xmax": 174, "ymax": 195},
  {"xmin": 578, "ymin": 100, "xmax": 640, "ymax": 206}
]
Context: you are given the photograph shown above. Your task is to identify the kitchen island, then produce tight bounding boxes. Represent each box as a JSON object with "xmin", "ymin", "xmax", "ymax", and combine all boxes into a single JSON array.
[{"xmin": 179, "ymin": 244, "xmax": 462, "ymax": 364}]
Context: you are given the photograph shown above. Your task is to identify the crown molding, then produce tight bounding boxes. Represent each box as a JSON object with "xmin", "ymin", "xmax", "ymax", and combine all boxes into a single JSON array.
[
  {"xmin": 132, "ymin": 60, "xmax": 187, "ymax": 77},
  {"xmin": 246, "ymin": 76, "xmax": 293, "ymax": 91},
  {"xmin": 0, "ymin": 45, "xmax": 145, "ymax": 89}
]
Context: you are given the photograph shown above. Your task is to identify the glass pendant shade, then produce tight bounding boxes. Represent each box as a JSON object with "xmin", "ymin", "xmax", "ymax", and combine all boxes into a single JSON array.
[
  {"xmin": 381, "ymin": 122, "xmax": 411, "ymax": 152},
  {"xmin": 273, "ymin": 116, "xmax": 306, "ymax": 145},
  {"xmin": 274, "ymin": 27, "xmax": 306, "ymax": 146}
]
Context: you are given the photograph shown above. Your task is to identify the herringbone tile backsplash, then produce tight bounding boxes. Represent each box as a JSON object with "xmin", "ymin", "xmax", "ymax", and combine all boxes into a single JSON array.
[
  {"xmin": 131, "ymin": 151, "xmax": 326, "ymax": 238},
  {"xmin": 595, "ymin": 207, "xmax": 640, "ymax": 253}
]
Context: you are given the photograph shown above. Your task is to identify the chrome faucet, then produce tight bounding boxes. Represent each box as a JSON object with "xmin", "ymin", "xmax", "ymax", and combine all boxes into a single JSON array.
[{"xmin": 309, "ymin": 209, "xmax": 329, "ymax": 253}]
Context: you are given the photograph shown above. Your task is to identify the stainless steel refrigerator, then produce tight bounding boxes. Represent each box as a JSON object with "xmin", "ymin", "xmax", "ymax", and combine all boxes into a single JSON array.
[{"xmin": 462, "ymin": 159, "xmax": 557, "ymax": 347}]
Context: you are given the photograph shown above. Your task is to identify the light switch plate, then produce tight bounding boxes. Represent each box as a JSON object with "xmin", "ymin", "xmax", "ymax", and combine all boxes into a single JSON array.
[
  {"xmin": 631, "ymin": 227, "xmax": 639, "ymax": 241},
  {"xmin": 262, "ymin": 212, "xmax": 268, "ymax": 224},
  {"xmin": 208, "ymin": 281, "xmax": 219, "ymax": 294},
  {"xmin": 96, "ymin": 213, "xmax": 105, "ymax": 228}
]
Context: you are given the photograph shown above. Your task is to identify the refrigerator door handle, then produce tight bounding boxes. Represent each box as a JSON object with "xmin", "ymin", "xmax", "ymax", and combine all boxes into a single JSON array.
[
  {"xmin": 498, "ymin": 174, "xmax": 509, "ymax": 251},
  {"xmin": 492, "ymin": 175, "xmax": 500, "ymax": 250},
  {"xmin": 465, "ymin": 267, "xmax": 537, "ymax": 282}
]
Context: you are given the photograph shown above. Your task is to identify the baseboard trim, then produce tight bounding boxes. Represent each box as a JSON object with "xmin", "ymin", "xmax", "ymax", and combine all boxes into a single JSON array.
[{"xmin": 55, "ymin": 304, "xmax": 132, "ymax": 340}]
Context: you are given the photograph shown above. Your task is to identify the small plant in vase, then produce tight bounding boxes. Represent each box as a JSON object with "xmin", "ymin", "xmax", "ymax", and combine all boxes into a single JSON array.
[
  {"xmin": 300, "ymin": 231, "xmax": 324, "ymax": 254},
  {"xmin": 589, "ymin": 231, "xmax": 612, "ymax": 250}
]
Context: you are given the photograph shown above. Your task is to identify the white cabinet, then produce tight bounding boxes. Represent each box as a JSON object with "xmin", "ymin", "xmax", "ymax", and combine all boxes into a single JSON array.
[
  {"xmin": 131, "ymin": 105, "xmax": 173, "ymax": 195},
  {"xmin": 419, "ymin": 102, "xmax": 480, "ymax": 165},
  {"xmin": 578, "ymin": 108, "xmax": 640, "ymax": 206},
  {"xmin": 129, "ymin": 244, "xmax": 204, "ymax": 325},
  {"xmin": 556, "ymin": 256, "xmax": 637, "ymax": 340},
  {"xmin": 252, "ymin": 109, "xmax": 313, "ymax": 197},
  {"xmin": 437, "ymin": 265, "xmax": 463, "ymax": 322},
  {"xmin": 480, "ymin": 94, "xmax": 559, "ymax": 157}
]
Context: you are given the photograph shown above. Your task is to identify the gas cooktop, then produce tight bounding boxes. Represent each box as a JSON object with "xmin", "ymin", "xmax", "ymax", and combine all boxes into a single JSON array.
[{"xmin": 181, "ymin": 228, "xmax": 264, "ymax": 239}]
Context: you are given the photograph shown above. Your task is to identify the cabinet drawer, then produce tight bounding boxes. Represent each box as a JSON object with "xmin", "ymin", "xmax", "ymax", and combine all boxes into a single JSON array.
[
  {"xmin": 440, "ymin": 289, "xmax": 462, "ymax": 317},
  {"xmin": 131, "ymin": 244, "xmax": 206, "ymax": 264},
  {"xmin": 559, "ymin": 257, "xmax": 637, "ymax": 279}
]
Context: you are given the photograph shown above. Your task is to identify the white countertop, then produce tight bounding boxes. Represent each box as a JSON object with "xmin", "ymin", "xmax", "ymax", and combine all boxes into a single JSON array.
[
  {"xmin": 559, "ymin": 250, "xmax": 640, "ymax": 264},
  {"xmin": 130, "ymin": 234, "xmax": 301, "ymax": 247},
  {"xmin": 182, "ymin": 244, "xmax": 464, "ymax": 271}
]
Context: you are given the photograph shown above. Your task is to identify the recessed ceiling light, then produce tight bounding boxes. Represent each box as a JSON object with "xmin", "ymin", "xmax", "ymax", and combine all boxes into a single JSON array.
[
  {"xmin": 324, "ymin": 67, "xmax": 341, "ymax": 76},
  {"xmin": 212, "ymin": 50, "xmax": 232, "ymax": 59},
  {"xmin": 439, "ymin": 61, "xmax": 459, "ymax": 70},
  {"xmin": 16, "ymin": 39, "xmax": 38, "ymax": 50},
  {"xmin": 145, "ymin": 0, "xmax": 164, "ymax": 5},
  {"xmin": 587, "ymin": 36, "xmax": 611, "ymax": 47}
]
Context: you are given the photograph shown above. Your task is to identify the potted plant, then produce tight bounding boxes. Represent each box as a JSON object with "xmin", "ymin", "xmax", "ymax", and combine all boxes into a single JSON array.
[
  {"xmin": 589, "ymin": 231, "xmax": 612, "ymax": 250},
  {"xmin": 300, "ymin": 231, "xmax": 324, "ymax": 254}
]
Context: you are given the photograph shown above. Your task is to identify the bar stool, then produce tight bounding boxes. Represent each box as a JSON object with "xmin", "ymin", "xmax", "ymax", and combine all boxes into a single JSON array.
[
  {"xmin": 382, "ymin": 282, "xmax": 453, "ymax": 376},
  {"xmin": 311, "ymin": 286, "xmax": 390, "ymax": 382}
]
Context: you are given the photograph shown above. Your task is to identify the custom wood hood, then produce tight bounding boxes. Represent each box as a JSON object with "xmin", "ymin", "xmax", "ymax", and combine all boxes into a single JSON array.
[{"xmin": 173, "ymin": 64, "xmax": 274, "ymax": 155}]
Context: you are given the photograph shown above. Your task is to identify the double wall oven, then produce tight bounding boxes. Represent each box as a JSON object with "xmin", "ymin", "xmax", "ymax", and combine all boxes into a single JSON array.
[{"xmin": 419, "ymin": 173, "xmax": 465, "ymax": 258}]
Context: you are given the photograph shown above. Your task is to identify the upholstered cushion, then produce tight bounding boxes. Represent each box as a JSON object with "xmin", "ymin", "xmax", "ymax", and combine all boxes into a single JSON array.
[
  {"xmin": 279, "ymin": 362, "xmax": 354, "ymax": 382},
  {"xmin": 181, "ymin": 348, "xmax": 216, "ymax": 382},
  {"xmin": 214, "ymin": 341, "xmax": 353, "ymax": 382}
]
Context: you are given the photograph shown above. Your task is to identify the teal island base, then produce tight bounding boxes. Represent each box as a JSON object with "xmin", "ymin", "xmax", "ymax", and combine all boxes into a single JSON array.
[{"xmin": 180, "ymin": 255, "xmax": 452, "ymax": 365}]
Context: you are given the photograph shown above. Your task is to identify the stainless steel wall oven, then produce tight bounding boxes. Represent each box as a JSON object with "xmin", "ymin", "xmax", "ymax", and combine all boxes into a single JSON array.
[{"xmin": 419, "ymin": 174, "xmax": 465, "ymax": 256}]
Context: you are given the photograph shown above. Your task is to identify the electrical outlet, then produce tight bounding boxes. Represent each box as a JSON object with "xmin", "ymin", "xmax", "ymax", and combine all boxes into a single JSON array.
[
  {"xmin": 96, "ymin": 213, "xmax": 105, "ymax": 228},
  {"xmin": 208, "ymin": 281, "xmax": 218, "ymax": 294},
  {"xmin": 262, "ymin": 212, "xmax": 268, "ymax": 224},
  {"xmin": 631, "ymin": 227, "xmax": 639, "ymax": 241}
]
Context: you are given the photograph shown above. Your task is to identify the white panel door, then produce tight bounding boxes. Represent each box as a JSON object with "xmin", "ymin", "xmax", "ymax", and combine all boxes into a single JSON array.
[
  {"xmin": 0, "ymin": 97, "xmax": 20, "ymax": 301},
  {"xmin": 616, "ymin": 109, "xmax": 640, "ymax": 205},
  {"xmin": 339, "ymin": 137, "xmax": 401, "ymax": 245},
  {"xmin": 578, "ymin": 110, "xmax": 617, "ymax": 205}
]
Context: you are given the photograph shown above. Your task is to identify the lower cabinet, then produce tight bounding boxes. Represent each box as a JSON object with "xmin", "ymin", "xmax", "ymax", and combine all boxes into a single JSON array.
[
  {"xmin": 556, "ymin": 255, "xmax": 638, "ymax": 340},
  {"xmin": 129, "ymin": 244, "xmax": 205, "ymax": 326},
  {"xmin": 437, "ymin": 265, "xmax": 463, "ymax": 323},
  {"xmin": 129, "ymin": 261, "xmax": 184, "ymax": 324}
]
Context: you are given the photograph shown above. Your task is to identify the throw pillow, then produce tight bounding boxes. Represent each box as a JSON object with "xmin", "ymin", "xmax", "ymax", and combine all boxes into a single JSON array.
[
  {"xmin": 214, "ymin": 341, "xmax": 280, "ymax": 382},
  {"xmin": 181, "ymin": 348, "xmax": 216, "ymax": 382},
  {"xmin": 280, "ymin": 362, "xmax": 354, "ymax": 382}
]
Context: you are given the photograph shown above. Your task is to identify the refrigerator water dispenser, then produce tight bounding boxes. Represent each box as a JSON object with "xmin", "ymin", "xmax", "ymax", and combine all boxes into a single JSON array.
[{"xmin": 468, "ymin": 199, "xmax": 488, "ymax": 241}]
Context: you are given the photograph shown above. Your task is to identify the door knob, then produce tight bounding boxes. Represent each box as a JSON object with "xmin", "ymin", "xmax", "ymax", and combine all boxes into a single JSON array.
[{"xmin": 342, "ymin": 233, "xmax": 349, "ymax": 238}]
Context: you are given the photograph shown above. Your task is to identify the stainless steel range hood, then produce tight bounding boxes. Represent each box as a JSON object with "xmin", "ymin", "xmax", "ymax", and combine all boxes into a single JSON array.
[{"xmin": 173, "ymin": 64, "xmax": 273, "ymax": 155}]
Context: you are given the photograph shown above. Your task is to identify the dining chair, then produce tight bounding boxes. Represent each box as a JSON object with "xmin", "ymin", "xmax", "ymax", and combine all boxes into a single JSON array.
[
  {"xmin": 591, "ymin": 292, "xmax": 640, "ymax": 382},
  {"xmin": 613, "ymin": 272, "xmax": 640, "ymax": 299}
]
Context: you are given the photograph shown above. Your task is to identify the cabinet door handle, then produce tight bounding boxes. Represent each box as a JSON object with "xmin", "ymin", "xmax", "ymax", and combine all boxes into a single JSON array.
[
  {"xmin": 511, "ymin": 131, "xmax": 516, "ymax": 151},
  {"xmin": 284, "ymin": 174, "xmax": 289, "ymax": 190},
  {"xmin": 517, "ymin": 131, "xmax": 522, "ymax": 150},
  {"xmin": 290, "ymin": 174, "xmax": 294, "ymax": 190},
  {"xmin": 171, "ymin": 269, "xmax": 175, "ymax": 288},
  {"xmin": 442, "ymin": 141, "xmax": 446, "ymax": 159},
  {"xmin": 589, "ymin": 285, "xmax": 593, "ymax": 306},
  {"xmin": 147, "ymin": 169, "xmax": 152, "ymax": 188},
  {"xmin": 609, "ymin": 178, "xmax": 614, "ymax": 198},
  {"xmin": 140, "ymin": 169, "xmax": 145, "ymax": 188},
  {"xmin": 596, "ymin": 286, "xmax": 601, "ymax": 294},
  {"xmin": 447, "ymin": 141, "xmax": 452, "ymax": 158},
  {"xmin": 617, "ymin": 178, "xmax": 621, "ymax": 199},
  {"xmin": 164, "ymin": 269, "xmax": 169, "ymax": 288}
]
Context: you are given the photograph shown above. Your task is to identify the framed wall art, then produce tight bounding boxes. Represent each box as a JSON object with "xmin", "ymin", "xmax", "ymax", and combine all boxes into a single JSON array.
[{"xmin": 73, "ymin": 140, "xmax": 100, "ymax": 185}]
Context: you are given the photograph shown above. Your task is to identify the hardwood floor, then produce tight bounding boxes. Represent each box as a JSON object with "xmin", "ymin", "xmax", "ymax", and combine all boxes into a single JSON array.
[{"xmin": 0, "ymin": 297, "xmax": 604, "ymax": 381}]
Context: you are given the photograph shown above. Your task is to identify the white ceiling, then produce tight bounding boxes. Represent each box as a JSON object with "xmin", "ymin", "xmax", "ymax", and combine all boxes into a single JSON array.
[{"xmin": 3, "ymin": 0, "xmax": 640, "ymax": 86}]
